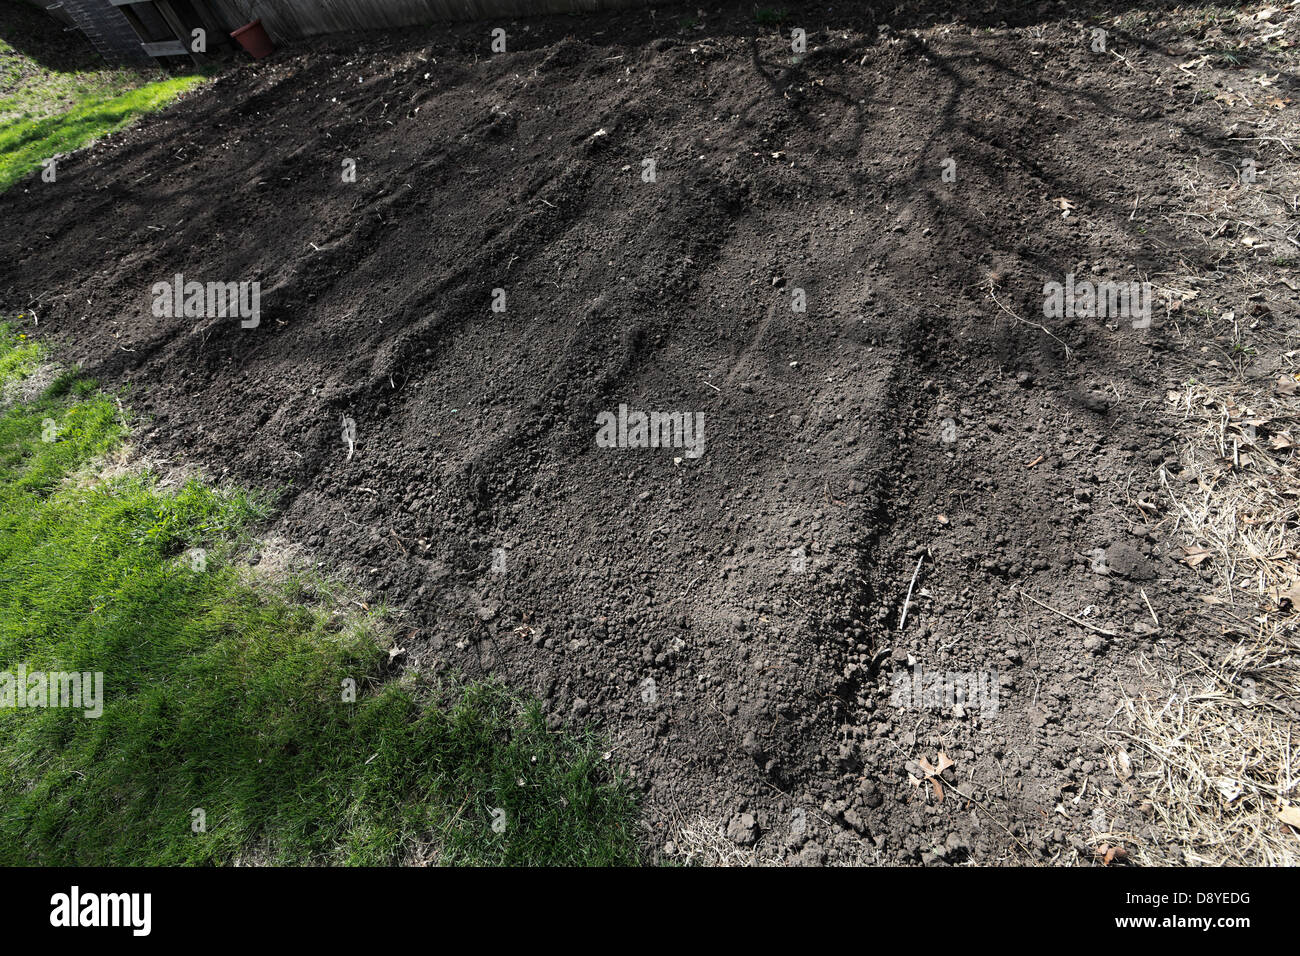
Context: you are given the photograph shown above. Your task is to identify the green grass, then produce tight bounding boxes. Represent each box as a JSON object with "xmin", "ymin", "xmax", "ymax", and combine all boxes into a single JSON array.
[
  {"xmin": 0, "ymin": 75, "xmax": 204, "ymax": 192},
  {"xmin": 0, "ymin": 326, "xmax": 640, "ymax": 865},
  {"xmin": 753, "ymin": 6, "xmax": 788, "ymax": 26},
  {"xmin": 0, "ymin": 13, "xmax": 205, "ymax": 192},
  {"xmin": 0, "ymin": 21, "xmax": 163, "ymax": 125}
]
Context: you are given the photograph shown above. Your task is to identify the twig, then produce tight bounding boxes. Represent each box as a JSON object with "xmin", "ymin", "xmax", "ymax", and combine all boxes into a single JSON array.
[
  {"xmin": 957, "ymin": 782, "xmax": 1036, "ymax": 859},
  {"xmin": 988, "ymin": 286, "xmax": 1073, "ymax": 359},
  {"xmin": 899, "ymin": 552, "xmax": 926, "ymax": 630},
  {"xmin": 1140, "ymin": 588, "xmax": 1161, "ymax": 629},
  {"xmin": 1015, "ymin": 587, "xmax": 1118, "ymax": 637}
]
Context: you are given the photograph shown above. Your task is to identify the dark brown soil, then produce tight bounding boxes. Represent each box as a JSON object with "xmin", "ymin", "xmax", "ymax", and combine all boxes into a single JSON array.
[{"xmin": 4, "ymin": 1, "xmax": 1296, "ymax": 864}]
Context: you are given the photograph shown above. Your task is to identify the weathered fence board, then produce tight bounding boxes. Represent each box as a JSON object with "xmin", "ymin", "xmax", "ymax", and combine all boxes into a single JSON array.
[
  {"xmin": 27, "ymin": 0, "xmax": 660, "ymax": 44},
  {"xmin": 193, "ymin": 0, "xmax": 655, "ymax": 40}
]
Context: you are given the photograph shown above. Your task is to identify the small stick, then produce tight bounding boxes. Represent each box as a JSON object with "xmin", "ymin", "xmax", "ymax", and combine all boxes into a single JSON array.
[
  {"xmin": 988, "ymin": 286, "xmax": 1073, "ymax": 359},
  {"xmin": 899, "ymin": 553, "xmax": 926, "ymax": 631},
  {"xmin": 1015, "ymin": 587, "xmax": 1118, "ymax": 637},
  {"xmin": 1140, "ymin": 589, "xmax": 1161, "ymax": 629}
]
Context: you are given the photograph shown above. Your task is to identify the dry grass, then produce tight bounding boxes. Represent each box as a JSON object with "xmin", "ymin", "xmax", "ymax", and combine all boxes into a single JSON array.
[
  {"xmin": 664, "ymin": 814, "xmax": 770, "ymax": 866},
  {"xmin": 1090, "ymin": 6, "xmax": 1300, "ymax": 864},
  {"xmin": 1101, "ymin": 372, "xmax": 1300, "ymax": 865}
]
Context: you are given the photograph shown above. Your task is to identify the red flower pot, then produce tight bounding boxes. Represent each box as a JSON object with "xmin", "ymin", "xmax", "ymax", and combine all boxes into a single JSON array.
[{"xmin": 230, "ymin": 19, "xmax": 274, "ymax": 59}]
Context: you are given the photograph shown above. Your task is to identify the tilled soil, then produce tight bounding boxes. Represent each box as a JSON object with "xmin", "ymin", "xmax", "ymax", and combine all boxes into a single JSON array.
[{"xmin": 4, "ymin": 1, "xmax": 1296, "ymax": 864}]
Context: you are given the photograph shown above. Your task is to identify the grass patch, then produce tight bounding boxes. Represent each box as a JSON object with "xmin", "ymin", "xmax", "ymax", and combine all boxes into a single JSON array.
[
  {"xmin": 1101, "ymin": 372, "xmax": 1300, "ymax": 865},
  {"xmin": 753, "ymin": 6, "xmax": 788, "ymax": 26},
  {"xmin": 0, "ymin": 75, "xmax": 204, "ymax": 192},
  {"xmin": 0, "ymin": 327, "xmax": 640, "ymax": 865},
  {"xmin": 0, "ymin": 7, "xmax": 203, "ymax": 191},
  {"xmin": 0, "ymin": 5, "xmax": 169, "ymax": 125}
]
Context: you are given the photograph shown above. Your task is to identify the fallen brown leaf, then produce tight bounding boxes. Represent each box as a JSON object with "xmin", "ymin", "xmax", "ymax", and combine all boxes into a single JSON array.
[
  {"xmin": 1271, "ymin": 580, "xmax": 1300, "ymax": 609},
  {"xmin": 917, "ymin": 752, "xmax": 954, "ymax": 803}
]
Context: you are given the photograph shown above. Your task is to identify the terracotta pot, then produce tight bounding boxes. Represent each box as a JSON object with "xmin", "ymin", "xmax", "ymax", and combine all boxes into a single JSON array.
[{"xmin": 230, "ymin": 19, "xmax": 273, "ymax": 59}]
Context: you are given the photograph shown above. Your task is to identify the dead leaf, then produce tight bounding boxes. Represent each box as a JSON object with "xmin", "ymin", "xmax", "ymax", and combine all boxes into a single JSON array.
[
  {"xmin": 388, "ymin": 645, "xmax": 406, "ymax": 662},
  {"xmin": 1278, "ymin": 803, "xmax": 1300, "ymax": 830},
  {"xmin": 1271, "ymin": 579, "xmax": 1300, "ymax": 609},
  {"xmin": 1100, "ymin": 844, "xmax": 1129, "ymax": 865},
  {"xmin": 1116, "ymin": 748, "xmax": 1133, "ymax": 781},
  {"xmin": 1053, "ymin": 197, "xmax": 1076, "ymax": 214},
  {"xmin": 1180, "ymin": 545, "xmax": 1215, "ymax": 567},
  {"xmin": 1277, "ymin": 375, "xmax": 1297, "ymax": 397},
  {"xmin": 917, "ymin": 752, "xmax": 953, "ymax": 802}
]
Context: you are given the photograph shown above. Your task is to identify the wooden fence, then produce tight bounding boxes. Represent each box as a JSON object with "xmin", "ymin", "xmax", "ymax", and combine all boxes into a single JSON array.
[
  {"xmin": 177, "ymin": 0, "xmax": 653, "ymax": 39},
  {"xmin": 27, "ymin": 0, "xmax": 660, "ymax": 43}
]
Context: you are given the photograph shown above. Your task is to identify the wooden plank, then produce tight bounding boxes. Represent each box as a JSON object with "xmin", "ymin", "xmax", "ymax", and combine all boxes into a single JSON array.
[
  {"xmin": 198, "ymin": 0, "xmax": 652, "ymax": 40},
  {"xmin": 189, "ymin": 0, "xmax": 235, "ymax": 48},
  {"xmin": 116, "ymin": 4, "xmax": 151, "ymax": 44},
  {"xmin": 141, "ymin": 39, "xmax": 187, "ymax": 56},
  {"xmin": 153, "ymin": 0, "xmax": 204, "ymax": 64}
]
